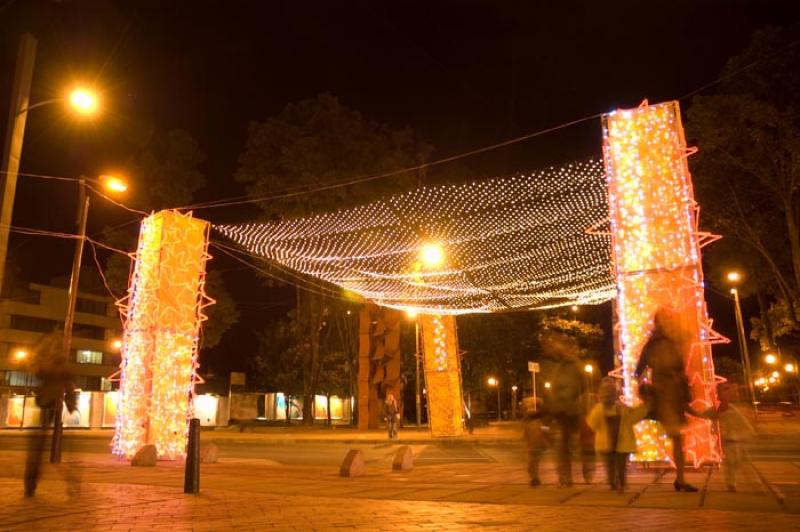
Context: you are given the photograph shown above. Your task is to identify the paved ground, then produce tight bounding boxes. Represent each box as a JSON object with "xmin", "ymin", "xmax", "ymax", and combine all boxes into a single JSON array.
[
  {"xmin": 1, "ymin": 413, "xmax": 799, "ymax": 530},
  {"xmin": 0, "ymin": 445, "xmax": 798, "ymax": 531}
]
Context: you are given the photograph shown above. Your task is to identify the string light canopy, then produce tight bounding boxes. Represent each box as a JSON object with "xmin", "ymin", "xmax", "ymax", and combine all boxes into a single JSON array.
[{"xmin": 216, "ymin": 159, "xmax": 615, "ymax": 314}]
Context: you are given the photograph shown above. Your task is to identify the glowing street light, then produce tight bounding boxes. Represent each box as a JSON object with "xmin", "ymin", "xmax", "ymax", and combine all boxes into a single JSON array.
[
  {"xmin": 771, "ymin": 370, "xmax": 780, "ymax": 379},
  {"xmin": 764, "ymin": 353, "xmax": 778, "ymax": 365},
  {"xmin": 571, "ymin": 305, "xmax": 579, "ymax": 312},
  {"xmin": 13, "ymin": 349, "xmax": 28, "ymax": 362},
  {"xmin": 404, "ymin": 308, "xmax": 418, "ymax": 319},
  {"xmin": 112, "ymin": 339, "xmax": 123, "ymax": 350},
  {"xmin": 68, "ymin": 87, "xmax": 99, "ymax": 115},
  {"xmin": 100, "ymin": 175, "xmax": 128, "ymax": 193},
  {"xmin": 584, "ymin": 363, "xmax": 593, "ymax": 374},
  {"xmin": 544, "ymin": 381, "xmax": 551, "ymax": 389},
  {"xmin": 487, "ymin": 377, "xmax": 498, "ymax": 387},
  {"xmin": 786, "ymin": 363, "xmax": 796, "ymax": 374},
  {"xmin": 419, "ymin": 242, "xmax": 444, "ymax": 269},
  {"xmin": 726, "ymin": 271, "xmax": 741, "ymax": 283}
]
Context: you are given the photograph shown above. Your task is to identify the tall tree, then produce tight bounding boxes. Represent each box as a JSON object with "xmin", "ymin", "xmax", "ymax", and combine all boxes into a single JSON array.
[
  {"xmin": 103, "ymin": 128, "xmax": 238, "ymax": 350},
  {"xmin": 687, "ymin": 27, "xmax": 800, "ymax": 342},
  {"xmin": 235, "ymin": 94, "xmax": 429, "ymax": 424}
]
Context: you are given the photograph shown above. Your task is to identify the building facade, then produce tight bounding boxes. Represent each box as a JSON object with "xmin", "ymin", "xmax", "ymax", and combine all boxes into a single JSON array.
[{"xmin": 0, "ymin": 283, "xmax": 122, "ymax": 392}]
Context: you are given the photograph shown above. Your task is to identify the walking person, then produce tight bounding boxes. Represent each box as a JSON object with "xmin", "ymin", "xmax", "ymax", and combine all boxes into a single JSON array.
[
  {"xmin": 707, "ymin": 383, "xmax": 756, "ymax": 492},
  {"xmin": 635, "ymin": 310, "xmax": 705, "ymax": 492},
  {"xmin": 384, "ymin": 394, "xmax": 399, "ymax": 440},
  {"xmin": 540, "ymin": 330, "xmax": 588, "ymax": 487},
  {"xmin": 521, "ymin": 397, "xmax": 551, "ymax": 487},
  {"xmin": 24, "ymin": 330, "xmax": 78, "ymax": 497},
  {"xmin": 587, "ymin": 378, "xmax": 649, "ymax": 492}
]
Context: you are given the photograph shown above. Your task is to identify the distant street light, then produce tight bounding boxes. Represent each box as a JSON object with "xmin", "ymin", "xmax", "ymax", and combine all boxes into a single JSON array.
[
  {"xmin": 544, "ymin": 381, "xmax": 551, "ymax": 389},
  {"xmin": 112, "ymin": 339, "xmax": 123, "ymax": 350},
  {"xmin": 726, "ymin": 272, "xmax": 757, "ymax": 412},
  {"xmin": 487, "ymin": 377, "xmax": 500, "ymax": 421},
  {"xmin": 511, "ymin": 385, "xmax": 518, "ymax": 419},
  {"xmin": 13, "ymin": 349, "xmax": 28, "ymax": 362},
  {"xmin": 765, "ymin": 354, "xmax": 778, "ymax": 365},
  {"xmin": 404, "ymin": 308, "xmax": 422, "ymax": 429},
  {"xmin": 584, "ymin": 363, "xmax": 593, "ymax": 374},
  {"xmin": 771, "ymin": 370, "xmax": 780, "ymax": 379},
  {"xmin": 571, "ymin": 305, "xmax": 579, "ymax": 312},
  {"xmin": 786, "ymin": 363, "xmax": 796, "ymax": 374}
]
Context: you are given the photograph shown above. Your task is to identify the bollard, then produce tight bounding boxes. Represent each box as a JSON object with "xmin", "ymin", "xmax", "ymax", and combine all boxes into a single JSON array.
[{"xmin": 184, "ymin": 418, "xmax": 200, "ymax": 494}]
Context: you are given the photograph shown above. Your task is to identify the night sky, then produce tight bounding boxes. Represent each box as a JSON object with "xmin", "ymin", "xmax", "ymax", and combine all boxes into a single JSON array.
[{"xmin": 2, "ymin": 0, "xmax": 798, "ymax": 375}]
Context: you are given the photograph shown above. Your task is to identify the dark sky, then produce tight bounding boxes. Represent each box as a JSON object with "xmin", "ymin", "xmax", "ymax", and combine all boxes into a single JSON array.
[{"xmin": 2, "ymin": 0, "xmax": 798, "ymax": 374}]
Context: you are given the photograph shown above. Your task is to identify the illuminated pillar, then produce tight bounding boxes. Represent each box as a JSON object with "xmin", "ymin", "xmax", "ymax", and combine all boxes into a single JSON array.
[
  {"xmin": 603, "ymin": 100, "xmax": 723, "ymax": 465},
  {"xmin": 420, "ymin": 314, "xmax": 465, "ymax": 437},
  {"xmin": 113, "ymin": 210, "xmax": 212, "ymax": 460}
]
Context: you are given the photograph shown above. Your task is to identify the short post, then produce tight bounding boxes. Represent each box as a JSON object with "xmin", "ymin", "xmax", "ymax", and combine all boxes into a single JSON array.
[{"xmin": 184, "ymin": 418, "xmax": 200, "ymax": 494}]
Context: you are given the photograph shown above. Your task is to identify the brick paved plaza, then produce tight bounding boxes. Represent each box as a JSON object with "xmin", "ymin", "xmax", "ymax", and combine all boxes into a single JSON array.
[{"xmin": 0, "ymin": 438, "xmax": 798, "ymax": 531}]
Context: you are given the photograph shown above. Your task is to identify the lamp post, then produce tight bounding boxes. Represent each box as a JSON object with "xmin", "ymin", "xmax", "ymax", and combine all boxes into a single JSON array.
[
  {"xmin": 0, "ymin": 32, "xmax": 101, "ymax": 292},
  {"xmin": 50, "ymin": 174, "xmax": 126, "ymax": 463},
  {"xmin": 487, "ymin": 377, "xmax": 500, "ymax": 421},
  {"xmin": 727, "ymin": 271, "xmax": 757, "ymax": 414},
  {"xmin": 511, "ymin": 385, "xmax": 518, "ymax": 419}
]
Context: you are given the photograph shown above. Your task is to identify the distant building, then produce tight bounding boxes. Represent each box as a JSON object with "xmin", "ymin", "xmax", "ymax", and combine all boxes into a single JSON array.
[{"xmin": 0, "ymin": 282, "xmax": 122, "ymax": 392}]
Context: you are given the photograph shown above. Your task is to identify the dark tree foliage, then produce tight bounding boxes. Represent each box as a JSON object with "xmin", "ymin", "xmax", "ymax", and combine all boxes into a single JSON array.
[{"xmin": 687, "ymin": 26, "xmax": 800, "ymax": 349}]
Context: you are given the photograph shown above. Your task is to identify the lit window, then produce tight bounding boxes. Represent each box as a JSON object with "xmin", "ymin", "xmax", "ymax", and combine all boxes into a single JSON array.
[{"xmin": 76, "ymin": 350, "xmax": 103, "ymax": 364}]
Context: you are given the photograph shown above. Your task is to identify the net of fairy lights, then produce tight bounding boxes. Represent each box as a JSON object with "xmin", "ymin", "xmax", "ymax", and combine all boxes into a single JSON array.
[{"xmin": 215, "ymin": 159, "xmax": 615, "ymax": 315}]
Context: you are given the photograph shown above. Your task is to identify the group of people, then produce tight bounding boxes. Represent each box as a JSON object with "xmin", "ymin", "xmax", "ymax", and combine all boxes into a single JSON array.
[{"xmin": 524, "ymin": 311, "xmax": 756, "ymax": 492}]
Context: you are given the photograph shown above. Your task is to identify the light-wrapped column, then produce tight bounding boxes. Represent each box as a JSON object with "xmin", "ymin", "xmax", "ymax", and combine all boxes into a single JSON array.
[
  {"xmin": 113, "ymin": 210, "xmax": 212, "ymax": 460},
  {"xmin": 603, "ymin": 101, "xmax": 723, "ymax": 466},
  {"xmin": 420, "ymin": 314, "xmax": 465, "ymax": 437}
]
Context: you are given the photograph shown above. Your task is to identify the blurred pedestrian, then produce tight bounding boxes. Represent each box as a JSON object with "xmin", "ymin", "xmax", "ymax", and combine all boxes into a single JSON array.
[
  {"xmin": 587, "ymin": 377, "xmax": 649, "ymax": 492},
  {"xmin": 707, "ymin": 383, "xmax": 756, "ymax": 492},
  {"xmin": 635, "ymin": 310, "xmax": 705, "ymax": 492},
  {"xmin": 384, "ymin": 393, "xmax": 399, "ymax": 440},
  {"xmin": 24, "ymin": 329, "xmax": 78, "ymax": 497},
  {"xmin": 541, "ymin": 330, "xmax": 590, "ymax": 487},
  {"xmin": 521, "ymin": 397, "xmax": 551, "ymax": 487}
]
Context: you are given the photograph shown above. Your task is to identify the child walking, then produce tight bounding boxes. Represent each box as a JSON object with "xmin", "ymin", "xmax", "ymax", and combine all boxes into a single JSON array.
[
  {"xmin": 586, "ymin": 377, "xmax": 648, "ymax": 492},
  {"xmin": 708, "ymin": 383, "xmax": 756, "ymax": 492}
]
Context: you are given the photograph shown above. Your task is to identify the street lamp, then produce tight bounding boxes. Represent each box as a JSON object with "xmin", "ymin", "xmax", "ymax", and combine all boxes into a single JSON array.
[
  {"xmin": 786, "ymin": 363, "xmax": 796, "ymax": 374},
  {"xmin": 0, "ymin": 33, "xmax": 104, "ymax": 292},
  {"xmin": 764, "ymin": 353, "xmax": 778, "ymax": 365},
  {"xmin": 404, "ymin": 309, "xmax": 423, "ymax": 429},
  {"xmin": 544, "ymin": 381, "xmax": 551, "ymax": 389},
  {"xmin": 487, "ymin": 377, "xmax": 500, "ymax": 421},
  {"xmin": 511, "ymin": 385, "xmax": 518, "ymax": 419},
  {"xmin": 727, "ymin": 272, "xmax": 757, "ymax": 412},
  {"xmin": 13, "ymin": 349, "xmax": 28, "ymax": 362},
  {"xmin": 50, "ymin": 174, "xmax": 128, "ymax": 463}
]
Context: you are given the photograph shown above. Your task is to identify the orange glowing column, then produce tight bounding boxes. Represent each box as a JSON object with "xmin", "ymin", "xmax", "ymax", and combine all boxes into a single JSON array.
[
  {"xmin": 420, "ymin": 314, "xmax": 465, "ymax": 437},
  {"xmin": 603, "ymin": 101, "xmax": 723, "ymax": 465},
  {"xmin": 113, "ymin": 210, "xmax": 212, "ymax": 460}
]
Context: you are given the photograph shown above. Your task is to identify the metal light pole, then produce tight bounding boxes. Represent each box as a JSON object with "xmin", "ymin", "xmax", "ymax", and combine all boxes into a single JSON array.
[
  {"xmin": 731, "ymin": 287, "xmax": 757, "ymax": 414},
  {"xmin": 50, "ymin": 179, "xmax": 89, "ymax": 463},
  {"xmin": 511, "ymin": 385, "xmax": 518, "ymax": 419},
  {"xmin": 496, "ymin": 383, "xmax": 501, "ymax": 421},
  {"xmin": 414, "ymin": 319, "xmax": 422, "ymax": 428}
]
